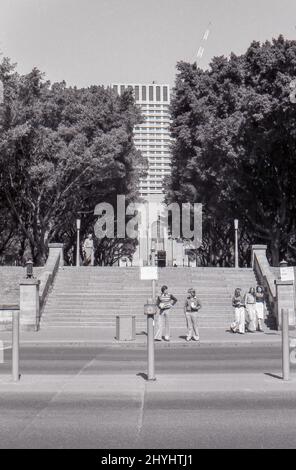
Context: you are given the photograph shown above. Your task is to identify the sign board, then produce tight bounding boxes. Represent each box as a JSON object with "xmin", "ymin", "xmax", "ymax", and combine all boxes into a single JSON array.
[
  {"xmin": 140, "ymin": 266, "xmax": 158, "ymax": 280},
  {"xmin": 280, "ymin": 267, "xmax": 295, "ymax": 282},
  {"xmin": 290, "ymin": 338, "xmax": 296, "ymax": 364}
]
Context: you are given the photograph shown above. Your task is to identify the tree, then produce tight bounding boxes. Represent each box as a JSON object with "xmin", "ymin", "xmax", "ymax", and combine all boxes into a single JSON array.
[
  {"xmin": 167, "ymin": 36, "xmax": 296, "ymax": 266},
  {"xmin": 0, "ymin": 58, "xmax": 146, "ymax": 265}
]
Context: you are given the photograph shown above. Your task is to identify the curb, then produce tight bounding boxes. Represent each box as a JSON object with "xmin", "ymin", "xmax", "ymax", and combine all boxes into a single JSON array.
[{"xmin": 1, "ymin": 339, "xmax": 282, "ymax": 348}]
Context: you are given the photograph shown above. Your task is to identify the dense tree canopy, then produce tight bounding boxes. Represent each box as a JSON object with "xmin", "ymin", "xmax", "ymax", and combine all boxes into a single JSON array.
[
  {"xmin": 0, "ymin": 58, "xmax": 145, "ymax": 265},
  {"xmin": 167, "ymin": 36, "xmax": 296, "ymax": 266}
]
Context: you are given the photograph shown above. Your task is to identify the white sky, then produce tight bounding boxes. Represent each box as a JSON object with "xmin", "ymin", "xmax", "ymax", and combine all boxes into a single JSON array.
[{"xmin": 0, "ymin": 0, "xmax": 295, "ymax": 88}]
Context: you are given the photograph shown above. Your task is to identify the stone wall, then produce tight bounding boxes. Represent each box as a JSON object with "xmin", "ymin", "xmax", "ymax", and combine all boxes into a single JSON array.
[
  {"xmin": 252, "ymin": 245, "xmax": 296, "ymax": 329},
  {"xmin": 0, "ymin": 244, "xmax": 63, "ymax": 330}
]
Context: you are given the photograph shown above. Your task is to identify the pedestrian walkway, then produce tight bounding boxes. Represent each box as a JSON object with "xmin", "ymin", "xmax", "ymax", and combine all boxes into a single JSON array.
[
  {"xmin": 0, "ymin": 371, "xmax": 296, "ymax": 448},
  {"xmin": 0, "ymin": 325, "xmax": 285, "ymax": 347}
]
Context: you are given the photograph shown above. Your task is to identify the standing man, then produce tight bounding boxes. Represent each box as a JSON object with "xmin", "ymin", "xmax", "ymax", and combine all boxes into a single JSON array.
[
  {"xmin": 82, "ymin": 234, "xmax": 95, "ymax": 266},
  {"xmin": 184, "ymin": 288, "xmax": 202, "ymax": 341},
  {"xmin": 154, "ymin": 285, "xmax": 177, "ymax": 342}
]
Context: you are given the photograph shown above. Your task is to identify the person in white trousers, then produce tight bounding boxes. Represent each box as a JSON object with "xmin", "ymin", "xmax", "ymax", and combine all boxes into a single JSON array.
[
  {"xmin": 230, "ymin": 288, "xmax": 245, "ymax": 334},
  {"xmin": 244, "ymin": 287, "xmax": 257, "ymax": 332},
  {"xmin": 184, "ymin": 288, "xmax": 202, "ymax": 341},
  {"xmin": 255, "ymin": 285, "xmax": 265, "ymax": 332}
]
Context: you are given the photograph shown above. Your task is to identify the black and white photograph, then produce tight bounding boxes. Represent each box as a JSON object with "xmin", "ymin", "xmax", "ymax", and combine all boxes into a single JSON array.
[{"xmin": 0, "ymin": 0, "xmax": 296, "ymax": 454}]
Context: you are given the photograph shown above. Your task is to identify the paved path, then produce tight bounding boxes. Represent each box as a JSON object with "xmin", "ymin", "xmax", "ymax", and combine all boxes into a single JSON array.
[
  {"xmin": 0, "ymin": 346, "xmax": 296, "ymax": 448},
  {"xmin": 0, "ymin": 325, "xmax": 286, "ymax": 347}
]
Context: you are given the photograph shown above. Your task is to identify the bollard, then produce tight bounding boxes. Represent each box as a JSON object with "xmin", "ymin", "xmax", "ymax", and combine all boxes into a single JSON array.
[
  {"xmin": 282, "ymin": 309, "xmax": 290, "ymax": 381},
  {"xmin": 144, "ymin": 298, "xmax": 157, "ymax": 381},
  {"xmin": 12, "ymin": 310, "xmax": 20, "ymax": 382},
  {"xmin": 147, "ymin": 314, "xmax": 155, "ymax": 381},
  {"xmin": 0, "ymin": 340, "xmax": 3, "ymax": 364}
]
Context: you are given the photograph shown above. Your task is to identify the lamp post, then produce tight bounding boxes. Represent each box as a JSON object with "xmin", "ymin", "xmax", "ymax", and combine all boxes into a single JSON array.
[
  {"xmin": 151, "ymin": 241, "xmax": 156, "ymax": 299},
  {"xmin": 171, "ymin": 237, "xmax": 174, "ymax": 267},
  {"xmin": 76, "ymin": 218, "xmax": 81, "ymax": 267},
  {"xmin": 26, "ymin": 260, "xmax": 33, "ymax": 279},
  {"xmin": 234, "ymin": 219, "xmax": 239, "ymax": 268}
]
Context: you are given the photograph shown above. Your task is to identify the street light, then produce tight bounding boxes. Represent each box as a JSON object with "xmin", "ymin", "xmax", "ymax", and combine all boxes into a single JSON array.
[
  {"xmin": 26, "ymin": 260, "xmax": 33, "ymax": 279},
  {"xmin": 234, "ymin": 219, "xmax": 239, "ymax": 268},
  {"xmin": 76, "ymin": 218, "xmax": 81, "ymax": 267}
]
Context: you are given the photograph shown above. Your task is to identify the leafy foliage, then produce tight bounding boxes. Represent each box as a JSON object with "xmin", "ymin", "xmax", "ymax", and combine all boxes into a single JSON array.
[
  {"xmin": 0, "ymin": 59, "xmax": 145, "ymax": 265},
  {"xmin": 167, "ymin": 36, "xmax": 296, "ymax": 266}
]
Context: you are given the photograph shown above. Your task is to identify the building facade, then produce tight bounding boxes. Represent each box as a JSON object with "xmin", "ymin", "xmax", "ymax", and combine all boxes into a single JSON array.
[
  {"xmin": 112, "ymin": 83, "xmax": 171, "ymax": 198},
  {"xmin": 112, "ymin": 83, "xmax": 190, "ymax": 267}
]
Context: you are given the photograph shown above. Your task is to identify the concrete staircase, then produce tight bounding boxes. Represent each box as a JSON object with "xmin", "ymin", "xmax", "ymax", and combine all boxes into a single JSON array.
[{"xmin": 40, "ymin": 266, "xmax": 258, "ymax": 330}]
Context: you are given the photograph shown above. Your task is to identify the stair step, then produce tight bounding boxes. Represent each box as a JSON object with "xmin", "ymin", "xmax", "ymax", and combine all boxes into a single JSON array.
[{"xmin": 40, "ymin": 266, "xmax": 261, "ymax": 329}]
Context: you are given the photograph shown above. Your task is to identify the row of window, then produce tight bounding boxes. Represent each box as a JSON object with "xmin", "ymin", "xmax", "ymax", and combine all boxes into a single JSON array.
[
  {"xmin": 148, "ymin": 162, "xmax": 171, "ymax": 165},
  {"xmin": 134, "ymin": 129, "xmax": 171, "ymax": 133},
  {"xmin": 113, "ymin": 84, "xmax": 169, "ymax": 102},
  {"xmin": 137, "ymin": 151, "xmax": 171, "ymax": 155},
  {"xmin": 135, "ymin": 141, "xmax": 170, "ymax": 145},
  {"xmin": 144, "ymin": 118, "xmax": 171, "ymax": 123},
  {"xmin": 137, "ymin": 126, "xmax": 171, "ymax": 129},
  {"xmin": 135, "ymin": 136, "xmax": 171, "ymax": 140},
  {"xmin": 140, "ymin": 185, "xmax": 162, "ymax": 192},
  {"xmin": 141, "ymin": 110, "xmax": 170, "ymax": 115},
  {"xmin": 134, "ymin": 135, "xmax": 171, "ymax": 139},
  {"xmin": 139, "ymin": 150, "xmax": 169, "ymax": 154},
  {"xmin": 140, "ymin": 104, "xmax": 169, "ymax": 108}
]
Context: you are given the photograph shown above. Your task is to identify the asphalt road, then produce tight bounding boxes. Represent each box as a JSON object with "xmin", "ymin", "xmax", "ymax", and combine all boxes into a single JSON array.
[
  {"xmin": 0, "ymin": 344, "xmax": 285, "ymax": 375},
  {"xmin": 0, "ymin": 345, "xmax": 296, "ymax": 449}
]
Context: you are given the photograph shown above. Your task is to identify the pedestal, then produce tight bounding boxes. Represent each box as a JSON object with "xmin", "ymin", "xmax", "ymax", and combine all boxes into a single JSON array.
[
  {"xmin": 48, "ymin": 243, "xmax": 64, "ymax": 267},
  {"xmin": 19, "ymin": 279, "xmax": 40, "ymax": 331},
  {"xmin": 275, "ymin": 280, "xmax": 295, "ymax": 329}
]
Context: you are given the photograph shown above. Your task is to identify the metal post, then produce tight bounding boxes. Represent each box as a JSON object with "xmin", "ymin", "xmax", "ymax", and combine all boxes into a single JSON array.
[
  {"xmin": 76, "ymin": 218, "xmax": 81, "ymax": 267},
  {"xmin": 12, "ymin": 310, "xmax": 20, "ymax": 382},
  {"xmin": 147, "ymin": 314, "xmax": 156, "ymax": 381},
  {"xmin": 282, "ymin": 309, "xmax": 290, "ymax": 381},
  {"xmin": 0, "ymin": 340, "xmax": 4, "ymax": 364},
  {"xmin": 234, "ymin": 219, "xmax": 239, "ymax": 268},
  {"xmin": 151, "ymin": 244, "xmax": 156, "ymax": 299}
]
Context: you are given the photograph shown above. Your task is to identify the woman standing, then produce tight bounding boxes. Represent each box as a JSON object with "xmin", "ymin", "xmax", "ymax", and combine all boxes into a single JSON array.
[
  {"xmin": 255, "ymin": 286, "xmax": 265, "ymax": 332},
  {"xmin": 230, "ymin": 288, "xmax": 245, "ymax": 334},
  {"xmin": 245, "ymin": 287, "xmax": 257, "ymax": 332},
  {"xmin": 184, "ymin": 288, "xmax": 202, "ymax": 341}
]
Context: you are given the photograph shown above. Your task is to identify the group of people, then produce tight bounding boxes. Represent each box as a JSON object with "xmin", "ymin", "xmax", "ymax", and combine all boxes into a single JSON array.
[
  {"xmin": 231, "ymin": 286, "xmax": 265, "ymax": 334},
  {"xmin": 153, "ymin": 284, "xmax": 266, "ymax": 342},
  {"xmin": 154, "ymin": 285, "xmax": 201, "ymax": 342}
]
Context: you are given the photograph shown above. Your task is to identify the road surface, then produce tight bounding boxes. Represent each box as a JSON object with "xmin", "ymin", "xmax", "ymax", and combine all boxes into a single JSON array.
[{"xmin": 0, "ymin": 345, "xmax": 296, "ymax": 449}]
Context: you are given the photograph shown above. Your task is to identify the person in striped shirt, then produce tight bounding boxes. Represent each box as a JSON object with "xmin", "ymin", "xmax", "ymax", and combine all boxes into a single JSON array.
[{"xmin": 154, "ymin": 285, "xmax": 177, "ymax": 342}]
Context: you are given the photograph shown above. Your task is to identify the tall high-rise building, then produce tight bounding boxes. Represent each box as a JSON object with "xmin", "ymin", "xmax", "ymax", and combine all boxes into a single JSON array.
[
  {"xmin": 111, "ymin": 83, "xmax": 190, "ymax": 267},
  {"xmin": 111, "ymin": 83, "xmax": 172, "ymax": 201}
]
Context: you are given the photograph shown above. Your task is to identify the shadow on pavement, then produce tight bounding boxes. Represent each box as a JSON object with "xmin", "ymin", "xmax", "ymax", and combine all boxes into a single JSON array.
[
  {"xmin": 136, "ymin": 372, "xmax": 148, "ymax": 381},
  {"xmin": 264, "ymin": 372, "xmax": 283, "ymax": 380}
]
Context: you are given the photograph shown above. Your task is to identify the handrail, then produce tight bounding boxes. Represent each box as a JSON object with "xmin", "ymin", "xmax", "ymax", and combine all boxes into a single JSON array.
[{"xmin": 253, "ymin": 250, "xmax": 277, "ymax": 322}]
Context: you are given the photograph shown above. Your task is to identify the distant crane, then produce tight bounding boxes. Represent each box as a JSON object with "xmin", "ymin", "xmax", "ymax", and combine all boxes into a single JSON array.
[{"xmin": 195, "ymin": 22, "xmax": 212, "ymax": 63}]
